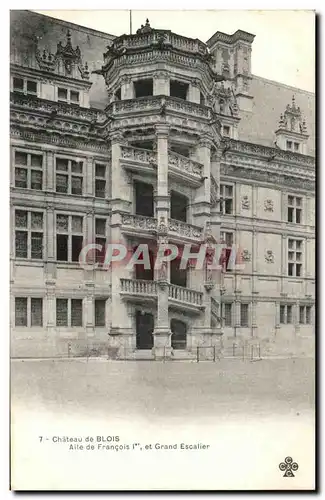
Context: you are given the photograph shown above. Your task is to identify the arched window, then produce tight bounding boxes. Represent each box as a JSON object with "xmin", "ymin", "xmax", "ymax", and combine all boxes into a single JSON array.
[{"xmin": 171, "ymin": 319, "xmax": 187, "ymax": 350}]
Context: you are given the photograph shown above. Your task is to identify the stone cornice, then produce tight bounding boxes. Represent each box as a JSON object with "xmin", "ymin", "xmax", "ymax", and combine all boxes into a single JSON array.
[
  {"xmin": 206, "ymin": 29, "xmax": 255, "ymax": 48},
  {"xmin": 221, "ymin": 163, "xmax": 315, "ymax": 192},
  {"xmin": 222, "ymin": 138, "xmax": 315, "ymax": 169}
]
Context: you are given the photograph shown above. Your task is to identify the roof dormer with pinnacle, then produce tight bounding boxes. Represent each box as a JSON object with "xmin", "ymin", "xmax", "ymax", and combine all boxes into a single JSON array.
[
  {"xmin": 275, "ymin": 95, "xmax": 309, "ymax": 154},
  {"xmin": 35, "ymin": 30, "xmax": 90, "ymax": 81},
  {"xmin": 10, "ymin": 30, "xmax": 92, "ymax": 107}
]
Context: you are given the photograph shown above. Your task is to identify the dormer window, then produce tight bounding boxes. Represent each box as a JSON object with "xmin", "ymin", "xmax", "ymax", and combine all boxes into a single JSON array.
[
  {"xmin": 57, "ymin": 87, "xmax": 80, "ymax": 105},
  {"xmin": 13, "ymin": 77, "xmax": 38, "ymax": 96},
  {"xmin": 58, "ymin": 88, "xmax": 68, "ymax": 101},
  {"xmin": 70, "ymin": 91, "xmax": 80, "ymax": 104},
  {"xmin": 13, "ymin": 78, "xmax": 24, "ymax": 92}
]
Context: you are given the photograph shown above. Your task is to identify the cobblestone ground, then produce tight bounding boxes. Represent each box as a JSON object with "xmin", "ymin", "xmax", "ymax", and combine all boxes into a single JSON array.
[{"xmin": 11, "ymin": 357, "xmax": 315, "ymax": 422}]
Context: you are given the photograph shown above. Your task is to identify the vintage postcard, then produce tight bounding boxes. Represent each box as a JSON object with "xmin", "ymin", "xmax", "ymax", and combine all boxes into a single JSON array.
[{"xmin": 10, "ymin": 9, "xmax": 315, "ymax": 491}]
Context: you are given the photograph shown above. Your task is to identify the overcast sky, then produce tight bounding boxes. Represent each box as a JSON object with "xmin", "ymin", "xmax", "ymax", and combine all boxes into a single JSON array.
[{"xmin": 35, "ymin": 10, "xmax": 314, "ymax": 92}]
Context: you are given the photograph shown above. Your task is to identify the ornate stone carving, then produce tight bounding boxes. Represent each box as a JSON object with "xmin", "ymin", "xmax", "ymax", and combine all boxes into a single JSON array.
[
  {"xmin": 120, "ymin": 145, "xmax": 157, "ymax": 165},
  {"xmin": 265, "ymin": 250, "xmax": 274, "ymax": 263},
  {"xmin": 169, "ymin": 219, "xmax": 203, "ymax": 239},
  {"xmin": 241, "ymin": 195, "xmax": 250, "ymax": 210},
  {"xmin": 36, "ymin": 30, "xmax": 89, "ymax": 80},
  {"xmin": 210, "ymin": 81, "xmax": 239, "ymax": 117},
  {"xmin": 168, "ymin": 151, "xmax": 203, "ymax": 177},
  {"xmin": 136, "ymin": 18, "xmax": 153, "ymax": 34},
  {"xmin": 278, "ymin": 95, "xmax": 308, "ymax": 135},
  {"xmin": 158, "ymin": 217, "xmax": 168, "ymax": 236},
  {"xmin": 241, "ymin": 249, "xmax": 251, "ymax": 262},
  {"xmin": 264, "ymin": 199, "xmax": 274, "ymax": 212},
  {"xmin": 121, "ymin": 214, "xmax": 157, "ymax": 231}
]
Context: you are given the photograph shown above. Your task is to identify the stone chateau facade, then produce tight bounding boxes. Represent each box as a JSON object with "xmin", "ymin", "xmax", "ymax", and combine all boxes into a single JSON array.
[{"xmin": 10, "ymin": 11, "xmax": 315, "ymax": 359}]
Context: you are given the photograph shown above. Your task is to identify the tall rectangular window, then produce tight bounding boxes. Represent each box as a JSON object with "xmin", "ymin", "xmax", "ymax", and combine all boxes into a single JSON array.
[
  {"xmin": 15, "ymin": 297, "xmax": 43, "ymax": 327},
  {"xmin": 299, "ymin": 305, "xmax": 313, "ymax": 325},
  {"xmin": 31, "ymin": 298, "xmax": 43, "ymax": 326},
  {"xmin": 288, "ymin": 239, "xmax": 303, "ymax": 277},
  {"xmin": 15, "ymin": 297, "xmax": 27, "ymax": 326},
  {"xmin": 56, "ymin": 157, "xmax": 83, "ymax": 195},
  {"xmin": 95, "ymin": 218, "xmax": 106, "ymax": 263},
  {"xmin": 95, "ymin": 163, "xmax": 106, "ymax": 198},
  {"xmin": 15, "ymin": 210, "xmax": 44, "ymax": 259},
  {"xmin": 224, "ymin": 303, "xmax": 232, "ymax": 327},
  {"xmin": 56, "ymin": 298, "xmax": 82, "ymax": 327},
  {"xmin": 71, "ymin": 299, "xmax": 83, "ymax": 326},
  {"xmin": 280, "ymin": 304, "xmax": 292, "ymax": 324},
  {"xmin": 12, "ymin": 77, "xmax": 38, "ymax": 95},
  {"xmin": 220, "ymin": 232, "xmax": 233, "ymax": 272},
  {"xmin": 14, "ymin": 150, "xmax": 43, "ymax": 190},
  {"xmin": 288, "ymin": 196, "xmax": 302, "ymax": 224},
  {"xmin": 95, "ymin": 299, "xmax": 106, "ymax": 327},
  {"xmin": 240, "ymin": 304, "xmax": 249, "ymax": 327},
  {"xmin": 56, "ymin": 299, "xmax": 68, "ymax": 326},
  {"xmin": 220, "ymin": 184, "xmax": 233, "ymax": 215},
  {"xmin": 56, "ymin": 214, "xmax": 84, "ymax": 262}
]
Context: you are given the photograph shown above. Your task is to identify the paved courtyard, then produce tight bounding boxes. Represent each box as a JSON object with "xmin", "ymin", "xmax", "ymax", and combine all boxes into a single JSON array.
[{"xmin": 11, "ymin": 357, "xmax": 315, "ymax": 421}]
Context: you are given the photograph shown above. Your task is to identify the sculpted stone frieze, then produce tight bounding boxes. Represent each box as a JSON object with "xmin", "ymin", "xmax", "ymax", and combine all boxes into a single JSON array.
[{"xmin": 10, "ymin": 126, "xmax": 109, "ymax": 153}]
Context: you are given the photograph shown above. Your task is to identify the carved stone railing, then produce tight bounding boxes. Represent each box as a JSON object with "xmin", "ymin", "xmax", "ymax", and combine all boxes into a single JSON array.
[
  {"xmin": 165, "ymin": 96, "xmax": 211, "ymax": 119},
  {"xmin": 168, "ymin": 150, "xmax": 203, "ymax": 177},
  {"xmin": 10, "ymin": 92, "xmax": 107, "ymax": 123},
  {"xmin": 105, "ymin": 30, "xmax": 208, "ymax": 62},
  {"xmin": 168, "ymin": 284, "xmax": 203, "ymax": 306},
  {"xmin": 120, "ymin": 278, "xmax": 157, "ymax": 295},
  {"xmin": 121, "ymin": 214, "xmax": 157, "ymax": 231},
  {"xmin": 108, "ymin": 95, "xmax": 211, "ymax": 121},
  {"xmin": 168, "ymin": 219, "xmax": 203, "ymax": 240},
  {"xmin": 120, "ymin": 145, "xmax": 156, "ymax": 164}
]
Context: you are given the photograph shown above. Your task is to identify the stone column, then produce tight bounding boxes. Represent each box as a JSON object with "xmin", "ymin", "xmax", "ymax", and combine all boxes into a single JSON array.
[
  {"xmin": 252, "ymin": 184, "xmax": 257, "ymax": 218},
  {"xmin": 153, "ymin": 124, "xmax": 171, "ymax": 359},
  {"xmin": 109, "ymin": 131, "xmax": 131, "ymax": 348},
  {"xmin": 45, "ymin": 203, "xmax": 56, "ymax": 281},
  {"xmin": 280, "ymin": 234, "xmax": 287, "ymax": 296},
  {"xmin": 121, "ymin": 76, "xmax": 134, "ymax": 100},
  {"xmin": 85, "ymin": 283, "xmax": 95, "ymax": 337},
  {"xmin": 46, "ymin": 151, "xmax": 55, "ymax": 192},
  {"xmin": 85, "ymin": 157, "xmax": 93, "ymax": 196},
  {"xmin": 45, "ymin": 287, "xmax": 56, "ymax": 337},
  {"xmin": 188, "ymin": 79, "xmax": 201, "ymax": 103},
  {"xmin": 210, "ymin": 149, "xmax": 221, "ymax": 242},
  {"xmin": 234, "ymin": 299, "xmax": 241, "ymax": 336},
  {"xmin": 192, "ymin": 136, "xmax": 212, "ymax": 227},
  {"xmin": 251, "ymin": 300, "xmax": 257, "ymax": 337},
  {"xmin": 275, "ymin": 302, "xmax": 280, "ymax": 337},
  {"xmin": 153, "ymin": 71, "xmax": 169, "ymax": 96}
]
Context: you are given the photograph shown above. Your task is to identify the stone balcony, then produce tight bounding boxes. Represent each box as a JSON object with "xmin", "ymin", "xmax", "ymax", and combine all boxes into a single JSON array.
[
  {"xmin": 120, "ymin": 278, "xmax": 204, "ymax": 313},
  {"xmin": 108, "ymin": 95, "xmax": 212, "ymax": 121},
  {"xmin": 120, "ymin": 145, "xmax": 204, "ymax": 186},
  {"xmin": 120, "ymin": 213, "xmax": 204, "ymax": 243},
  {"xmin": 105, "ymin": 30, "xmax": 208, "ymax": 63}
]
